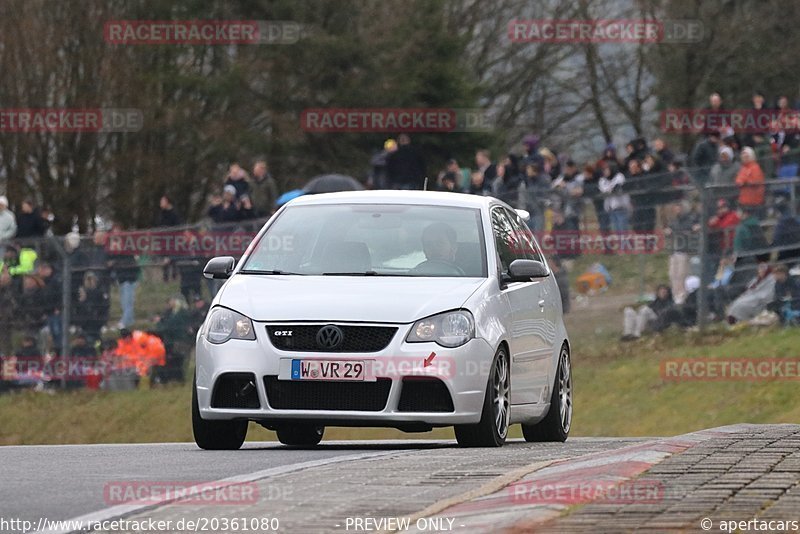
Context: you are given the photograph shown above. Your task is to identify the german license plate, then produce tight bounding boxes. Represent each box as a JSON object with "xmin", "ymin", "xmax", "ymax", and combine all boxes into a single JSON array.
[{"xmin": 291, "ymin": 359, "xmax": 366, "ymax": 381}]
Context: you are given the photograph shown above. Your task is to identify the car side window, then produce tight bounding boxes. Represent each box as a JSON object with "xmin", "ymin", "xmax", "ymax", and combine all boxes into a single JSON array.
[
  {"xmin": 491, "ymin": 207, "xmax": 518, "ymax": 273},
  {"xmin": 504, "ymin": 208, "xmax": 544, "ymax": 263}
]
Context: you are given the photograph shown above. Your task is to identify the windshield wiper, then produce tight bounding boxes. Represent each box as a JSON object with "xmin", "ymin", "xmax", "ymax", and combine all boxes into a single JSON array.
[{"xmin": 239, "ymin": 269, "xmax": 304, "ymax": 275}]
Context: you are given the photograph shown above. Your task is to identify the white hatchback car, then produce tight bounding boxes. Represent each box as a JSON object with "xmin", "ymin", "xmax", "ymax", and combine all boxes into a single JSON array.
[{"xmin": 193, "ymin": 191, "xmax": 572, "ymax": 449}]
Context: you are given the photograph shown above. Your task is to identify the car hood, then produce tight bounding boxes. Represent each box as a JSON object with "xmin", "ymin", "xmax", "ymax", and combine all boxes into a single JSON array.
[{"xmin": 218, "ymin": 274, "xmax": 487, "ymax": 323}]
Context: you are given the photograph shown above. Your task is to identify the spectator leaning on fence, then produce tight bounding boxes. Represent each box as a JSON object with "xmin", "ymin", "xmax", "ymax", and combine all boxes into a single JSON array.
[
  {"xmin": 552, "ymin": 159, "xmax": 584, "ymax": 229},
  {"xmin": 523, "ymin": 162, "xmax": 550, "ymax": 231},
  {"xmin": 598, "ymin": 163, "xmax": 631, "ymax": 232}
]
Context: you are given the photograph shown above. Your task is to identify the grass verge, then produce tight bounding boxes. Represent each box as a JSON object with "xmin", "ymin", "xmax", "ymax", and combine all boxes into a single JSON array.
[{"xmin": 2, "ymin": 324, "xmax": 797, "ymax": 445}]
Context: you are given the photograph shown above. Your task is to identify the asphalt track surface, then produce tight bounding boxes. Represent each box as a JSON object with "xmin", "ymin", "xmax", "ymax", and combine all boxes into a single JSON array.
[{"xmin": 0, "ymin": 437, "xmax": 642, "ymax": 529}]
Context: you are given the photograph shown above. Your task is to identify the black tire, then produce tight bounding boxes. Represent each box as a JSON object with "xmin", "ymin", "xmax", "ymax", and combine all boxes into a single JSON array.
[
  {"xmin": 522, "ymin": 345, "xmax": 572, "ymax": 442},
  {"xmin": 454, "ymin": 347, "xmax": 510, "ymax": 448},
  {"xmin": 276, "ymin": 424, "xmax": 324, "ymax": 446},
  {"xmin": 192, "ymin": 376, "xmax": 248, "ymax": 450}
]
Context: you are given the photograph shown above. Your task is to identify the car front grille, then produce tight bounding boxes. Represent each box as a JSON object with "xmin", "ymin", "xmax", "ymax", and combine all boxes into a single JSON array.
[
  {"xmin": 211, "ymin": 373, "xmax": 260, "ymax": 409},
  {"xmin": 397, "ymin": 377, "xmax": 454, "ymax": 412},
  {"xmin": 265, "ymin": 324, "xmax": 397, "ymax": 353},
  {"xmin": 263, "ymin": 376, "xmax": 391, "ymax": 411}
]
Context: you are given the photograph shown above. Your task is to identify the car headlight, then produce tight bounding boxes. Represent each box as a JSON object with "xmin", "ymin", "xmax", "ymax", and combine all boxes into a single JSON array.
[
  {"xmin": 406, "ymin": 310, "xmax": 475, "ymax": 348},
  {"xmin": 203, "ymin": 307, "xmax": 256, "ymax": 344}
]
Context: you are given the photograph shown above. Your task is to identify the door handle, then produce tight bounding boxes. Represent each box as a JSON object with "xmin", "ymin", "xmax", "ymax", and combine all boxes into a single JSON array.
[{"xmin": 538, "ymin": 299, "xmax": 546, "ymax": 308}]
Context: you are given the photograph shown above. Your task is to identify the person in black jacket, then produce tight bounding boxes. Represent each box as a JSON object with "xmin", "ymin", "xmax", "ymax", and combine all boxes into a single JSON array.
[
  {"xmin": 491, "ymin": 155, "xmax": 526, "ymax": 209},
  {"xmin": 386, "ymin": 134, "xmax": 426, "ymax": 190},
  {"xmin": 158, "ymin": 195, "xmax": 182, "ymax": 227},
  {"xmin": 621, "ymin": 284, "xmax": 675, "ymax": 340},
  {"xmin": 33, "ymin": 262, "xmax": 62, "ymax": 354},
  {"xmin": 224, "ymin": 163, "xmax": 251, "ymax": 198},
  {"xmin": 70, "ymin": 333, "xmax": 98, "ymax": 358},
  {"xmin": 15, "ymin": 200, "xmax": 48, "ymax": 239},
  {"xmin": 107, "ymin": 227, "xmax": 140, "ymax": 329},
  {"xmin": 73, "ymin": 271, "xmax": 110, "ymax": 342},
  {"xmin": 690, "ymin": 130, "xmax": 721, "ymax": 186},
  {"xmin": 152, "ymin": 295, "xmax": 194, "ymax": 384},
  {"xmin": 207, "ymin": 187, "xmax": 241, "ymax": 224}
]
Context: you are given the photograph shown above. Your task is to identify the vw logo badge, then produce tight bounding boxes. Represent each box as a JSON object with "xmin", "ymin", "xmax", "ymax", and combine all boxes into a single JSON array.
[{"xmin": 316, "ymin": 325, "xmax": 344, "ymax": 350}]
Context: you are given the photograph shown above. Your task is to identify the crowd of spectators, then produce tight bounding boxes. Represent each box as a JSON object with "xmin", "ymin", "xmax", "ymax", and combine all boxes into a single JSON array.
[
  {"xmin": 1, "ymin": 91, "xmax": 800, "ymax": 383},
  {"xmin": 365, "ymin": 92, "xmax": 800, "ymax": 334},
  {"xmin": 206, "ymin": 160, "xmax": 279, "ymax": 224}
]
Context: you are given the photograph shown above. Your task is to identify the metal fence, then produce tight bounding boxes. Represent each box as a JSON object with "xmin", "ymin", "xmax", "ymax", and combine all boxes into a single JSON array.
[{"xmin": 0, "ymin": 156, "xmax": 799, "ymax": 389}]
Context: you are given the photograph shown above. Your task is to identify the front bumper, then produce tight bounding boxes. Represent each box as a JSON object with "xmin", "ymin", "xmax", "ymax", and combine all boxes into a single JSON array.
[{"xmin": 195, "ymin": 322, "xmax": 494, "ymax": 426}]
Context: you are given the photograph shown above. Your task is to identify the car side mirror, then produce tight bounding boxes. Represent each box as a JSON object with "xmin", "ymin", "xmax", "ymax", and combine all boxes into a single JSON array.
[
  {"xmin": 507, "ymin": 259, "xmax": 548, "ymax": 282},
  {"xmin": 515, "ymin": 209, "xmax": 531, "ymax": 222},
  {"xmin": 203, "ymin": 256, "xmax": 236, "ymax": 279}
]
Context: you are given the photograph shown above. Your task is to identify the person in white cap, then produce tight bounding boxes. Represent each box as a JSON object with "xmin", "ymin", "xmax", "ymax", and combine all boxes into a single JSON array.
[
  {"xmin": 709, "ymin": 145, "xmax": 740, "ymax": 187},
  {"xmin": 0, "ymin": 195, "xmax": 17, "ymax": 255}
]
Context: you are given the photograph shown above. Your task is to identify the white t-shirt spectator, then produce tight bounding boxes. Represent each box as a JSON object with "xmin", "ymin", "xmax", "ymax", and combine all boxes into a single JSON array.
[{"xmin": 0, "ymin": 197, "xmax": 17, "ymax": 242}]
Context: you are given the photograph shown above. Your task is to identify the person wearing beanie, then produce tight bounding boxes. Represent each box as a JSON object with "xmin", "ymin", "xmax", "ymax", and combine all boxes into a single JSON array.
[
  {"xmin": 208, "ymin": 186, "xmax": 242, "ymax": 224},
  {"xmin": 710, "ymin": 145, "xmax": 740, "ymax": 189},
  {"xmin": 521, "ymin": 134, "xmax": 543, "ymax": 169}
]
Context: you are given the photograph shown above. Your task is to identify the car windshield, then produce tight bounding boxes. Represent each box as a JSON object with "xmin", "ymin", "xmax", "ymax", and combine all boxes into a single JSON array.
[{"xmin": 240, "ymin": 203, "xmax": 486, "ymax": 277}]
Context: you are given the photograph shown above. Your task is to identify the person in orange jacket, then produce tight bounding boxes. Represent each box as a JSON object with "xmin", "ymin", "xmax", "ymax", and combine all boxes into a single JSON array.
[
  {"xmin": 735, "ymin": 147, "xmax": 765, "ymax": 211},
  {"xmin": 114, "ymin": 328, "xmax": 166, "ymax": 377}
]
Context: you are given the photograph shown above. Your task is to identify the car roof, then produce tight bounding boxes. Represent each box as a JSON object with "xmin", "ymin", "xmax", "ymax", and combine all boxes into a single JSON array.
[{"xmin": 288, "ymin": 190, "xmax": 500, "ymax": 209}]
